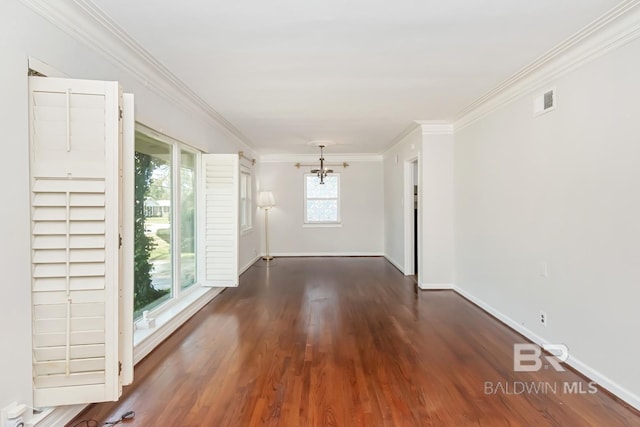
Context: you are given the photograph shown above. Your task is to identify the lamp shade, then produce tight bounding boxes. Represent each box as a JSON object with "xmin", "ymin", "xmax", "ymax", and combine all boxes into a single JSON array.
[{"xmin": 257, "ymin": 191, "xmax": 275, "ymax": 208}]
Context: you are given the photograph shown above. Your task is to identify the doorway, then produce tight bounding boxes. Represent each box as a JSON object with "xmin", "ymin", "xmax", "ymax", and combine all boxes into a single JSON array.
[{"xmin": 404, "ymin": 158, "xmax": 419, "ymax": 278}]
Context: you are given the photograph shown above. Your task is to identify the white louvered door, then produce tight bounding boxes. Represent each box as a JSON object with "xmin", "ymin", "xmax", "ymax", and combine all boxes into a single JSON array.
[
  {"xmin": 200, "ymin": 154, "xmax": 239, "ymax": 287},
  {"xmin": 29, "ymin": 76, "xmax": 132, "ymax": 406}
]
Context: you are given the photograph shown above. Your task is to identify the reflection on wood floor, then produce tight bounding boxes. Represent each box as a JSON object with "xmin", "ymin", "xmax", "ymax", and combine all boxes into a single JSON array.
[{"xmin": 71, "ymin": 257, "xmax": 640, "ymax": 426}]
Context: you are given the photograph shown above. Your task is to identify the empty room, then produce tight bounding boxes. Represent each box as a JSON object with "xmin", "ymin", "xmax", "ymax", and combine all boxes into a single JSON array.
[{"xmin": 1, "ymin": 0, "xmax": 639, "ymax": 426}]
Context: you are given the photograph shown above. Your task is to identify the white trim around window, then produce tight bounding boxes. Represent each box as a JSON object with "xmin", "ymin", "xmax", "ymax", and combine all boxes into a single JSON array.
[{"xmin": 303, "ymin": 173, "xmax": 341, "ymax": 225}]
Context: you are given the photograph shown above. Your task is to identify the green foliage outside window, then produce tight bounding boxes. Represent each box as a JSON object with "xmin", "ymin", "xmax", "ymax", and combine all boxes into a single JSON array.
[{"xmin": 134, "ymin": 152, "xmax": 170, "ymax": 313}]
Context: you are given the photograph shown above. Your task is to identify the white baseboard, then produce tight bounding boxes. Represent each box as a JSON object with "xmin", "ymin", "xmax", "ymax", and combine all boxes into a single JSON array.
[
  {"xmin": 270, "ymin": 252, "xmax": 384, "ymax": 257},
  {"xmin": 453, "ymin": 285, "xmax": 640, "ymax": 411},
  {"xmin": 384, "ymin": 254, "xmax": 405, "ymax": 273},
  {"xmin": 30, "ymin": 404, "xmax": 85, "ymax": 427},
  {"xmin": 240, "ymin": 255, "xmax": 261, "ymax": 275},
  {"xmin": 418, "ymin": 282, "xmax": 454, "ymax": 290}
]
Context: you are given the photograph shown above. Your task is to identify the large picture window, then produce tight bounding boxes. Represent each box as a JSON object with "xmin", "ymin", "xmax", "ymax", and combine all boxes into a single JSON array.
[
  {"xmin": 304, "ymin": 173, "xmax": 340, "ymax": 223},
  {"xmin": 134, "ymin": 128, "xmax": 199, "ymax": 318}
]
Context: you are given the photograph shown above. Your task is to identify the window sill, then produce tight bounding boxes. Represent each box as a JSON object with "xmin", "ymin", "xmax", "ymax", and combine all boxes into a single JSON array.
[
  {"xmin": 303, "ymin": 223, "xmax": 342, "ymax": 228},
  {"xmin": 133, "ymin": 285, "xmax": 223, "ymax": 363}
]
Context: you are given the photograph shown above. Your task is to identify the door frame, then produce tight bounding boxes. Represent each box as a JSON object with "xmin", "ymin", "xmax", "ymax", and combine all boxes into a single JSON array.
[{"xmin": 403, "ymin": 156, "xmax": 420, "ymax": 278}]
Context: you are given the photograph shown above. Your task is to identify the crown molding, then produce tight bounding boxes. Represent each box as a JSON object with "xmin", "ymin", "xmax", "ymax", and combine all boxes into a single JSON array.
[
  {"xmin": 417, "ymin": 120, "xmax": 454, "ymax": 135},
  {"xmin": 454, "ymin": 0, "xmax": 640, "ymax": 131},
  {"xmin": 382, "ymin": 120, "xmax": 454, "ymax": 157},
  {"xmin": 19, "ymin": 0, "xmax": 254, "ymax": 149},
  {"xmin": 382, "ymin": 122, "xmax": 421, "ymax": 156},
  {"xmin": 259, "ymin": 153, "xmax": 383, "ymax": 163}
]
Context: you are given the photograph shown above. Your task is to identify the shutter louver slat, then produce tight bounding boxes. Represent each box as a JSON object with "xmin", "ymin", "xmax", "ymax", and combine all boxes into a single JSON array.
[
  {"xmin": 35, "ymin": 303, "xmax": 105, "ymax": 319},
  {"xmin": 34, "ymin": 330, "xmax": 105, "ymax": 348},
  {"xmin": 35, "ymin": 344, "xmax": 105, "ymax": 361},
  {"xmin": 34, "ymin": 372, "xmax": 106, "ymax": 389},
  {"xmin": 30, "ymin": 76, "xmax": 122, "ymax": 406},
  {"xmin": 34, "ymin": 358, "xmax": 106, "ymax": 376},
  {"xmin": 32, "ymin": 290, "xmax": 106, "ymax": 305},
  {"xmin": 200, "ymin": 154, "xmax": 239, "ymax": 287}
]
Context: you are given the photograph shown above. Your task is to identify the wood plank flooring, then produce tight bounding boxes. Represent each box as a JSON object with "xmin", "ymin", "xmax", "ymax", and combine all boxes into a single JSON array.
[{"xmin": 70, "ymin": 257, "xmax": 640, "ymax": 426}]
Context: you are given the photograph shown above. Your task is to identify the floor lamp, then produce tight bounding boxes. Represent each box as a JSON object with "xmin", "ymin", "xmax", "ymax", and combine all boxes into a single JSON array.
[{"xmin": 258, "ymin": 191, "xmax": 275, "ymax": 261}]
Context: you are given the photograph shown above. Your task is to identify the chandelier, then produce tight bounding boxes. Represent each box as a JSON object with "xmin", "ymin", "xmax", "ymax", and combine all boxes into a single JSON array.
[{"xmin": 310, "ymin": 145, "xmax": 333, "ymax": 184}]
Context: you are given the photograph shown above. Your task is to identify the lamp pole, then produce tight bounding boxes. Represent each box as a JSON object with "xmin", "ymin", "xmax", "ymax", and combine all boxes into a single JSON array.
[
  {"xmin": 263, "ymin": 207, "xmax": 273, "ymax": 261},
  {"xmin": 258, "ymin": 191, "xmax": 275, "ymax": 261}
]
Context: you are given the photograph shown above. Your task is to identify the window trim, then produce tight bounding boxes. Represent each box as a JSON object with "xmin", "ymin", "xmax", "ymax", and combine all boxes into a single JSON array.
[
  {"xmin": 134, "ymin": 124, "xmax": 202, "ymax": 322},
  {"xmin": 303, "ymin": 173, "xmax": 341, "ymax": 224},
  {"xmin": 178, "ymin": 146, "xmax": 199, "ymax": 291}
]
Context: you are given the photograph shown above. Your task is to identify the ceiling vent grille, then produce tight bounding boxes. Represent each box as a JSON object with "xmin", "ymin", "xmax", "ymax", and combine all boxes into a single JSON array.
[{"xmin": 534, "ymin": 88, "xmax": 556, "ymax": 116}]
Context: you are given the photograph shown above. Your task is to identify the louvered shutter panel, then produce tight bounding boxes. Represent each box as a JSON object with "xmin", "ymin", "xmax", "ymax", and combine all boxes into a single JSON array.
[
  {"xmin": 29, "ymin": 76, "xmax": 123, "ymax": 406},
  {"xmin": 200, "ymin": 154, "xmax": 239, "ymax": 287}
]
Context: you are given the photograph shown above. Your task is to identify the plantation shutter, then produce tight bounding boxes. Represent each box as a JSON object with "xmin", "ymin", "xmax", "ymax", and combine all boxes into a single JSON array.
[
  {"xmin": 200, "ymin": 154, "xmax": 239, "ymax": 287},
  {"xmin": 29, "ymin": 76, "xmax": 132, "ymax": 406}
]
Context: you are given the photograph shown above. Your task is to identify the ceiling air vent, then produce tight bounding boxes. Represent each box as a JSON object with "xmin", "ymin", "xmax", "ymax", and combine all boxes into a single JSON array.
[{"xmin": 534, "ymin": 87, "xmax": 556, "ymax": 116}]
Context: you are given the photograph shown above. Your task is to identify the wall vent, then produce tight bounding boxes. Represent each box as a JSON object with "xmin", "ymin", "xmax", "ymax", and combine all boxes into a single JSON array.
[{"xmin": 534, "ymin": 88, "xmax": 556, "ymax": 116}]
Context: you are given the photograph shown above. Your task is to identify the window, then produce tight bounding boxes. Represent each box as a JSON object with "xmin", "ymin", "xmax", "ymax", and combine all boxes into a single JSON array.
[
  {"xmin": 304, "ymin": 173, "xmax": 340, "ymax": 223},
  {"xmin": 135, "ymin": 132, "xmax": 173, "ymax": 317},
  {"xmin": 180, "ymin": 150, "xmax": 197, "ymax": 289},
  {"xmin": 240, "ymin": 167, "xmax": 252, "ymax": 232},
  {"xmin": 134, "ymin": 128, "xmax": 199, "ymax": 318}
]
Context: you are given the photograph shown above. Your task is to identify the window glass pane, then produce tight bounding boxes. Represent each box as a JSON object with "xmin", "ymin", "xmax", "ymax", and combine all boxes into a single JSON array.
[
  {"xmin": 180, "ymin": 150, "xmax": 196, "ymax": 290},
  {"xmin": 306, "ymin": 175, "xmax": 338, "ymax": 198},
  {"xmin": 240, "ymin": 173, "xmax": 248, "ymax": 228},
  {"xmin": 240, "ymin": 171, "xmax": 252, "ymax": 230},
  {"xmin": 134, "ymin": 133, "xmax": 172, "ymax": 318},
  {"xmin": 307, "ymin": 199, "xmax": 338, "ymax": 222},
  {"xmin": 240, "ymin": 173, "xmax": 248, "ymax": 198}
]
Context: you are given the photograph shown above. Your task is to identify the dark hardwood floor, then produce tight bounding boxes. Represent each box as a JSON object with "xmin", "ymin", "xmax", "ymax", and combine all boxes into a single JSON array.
[{"xmin": 70, "ymin": 257, "xmax": 640, "ymax": 426}]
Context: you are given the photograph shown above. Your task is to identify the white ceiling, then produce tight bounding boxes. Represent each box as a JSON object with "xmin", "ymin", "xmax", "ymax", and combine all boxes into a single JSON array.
[{"xmin": 91, "ymin": 0, "xmax": 621, "ymax": 154}]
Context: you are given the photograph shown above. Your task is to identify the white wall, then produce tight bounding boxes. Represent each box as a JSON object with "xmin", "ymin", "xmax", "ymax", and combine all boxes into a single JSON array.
[
  {"xmin": 383, "ymin": 128, "xmax": 423, "ymax": 270},
  {"xmin": 421, "ymin": 132, "xmax": 454, "ymax": 286},
  {"xmin": 239, "ymin": 161, "xmax": 262, "ymax": 272},
  {"xmin": 383, "ymin": 127, "xmax": 454, "ymax": 287},
  {"xmin": 455, "ymin": 36, "xmax": 640, "ymax": 405},
  {"xmin": 0, "ymin": 0, "xmax": 252, "ymax": 412},
  {"xmin": 258, "ymin": 160, "xmax": 384, "ymax": 255}
]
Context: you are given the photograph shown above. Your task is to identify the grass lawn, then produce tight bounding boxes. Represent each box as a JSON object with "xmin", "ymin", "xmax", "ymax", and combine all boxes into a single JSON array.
[
  {"xmin": 146, "ymin": 216, "xmax": 170, "ymax": 224},
  {"xmin": 149, "ymin": 234, "xmax": 170, "ymax": 260}
]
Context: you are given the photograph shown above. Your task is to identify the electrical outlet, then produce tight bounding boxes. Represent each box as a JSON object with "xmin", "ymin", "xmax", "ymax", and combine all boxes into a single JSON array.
[
  {"xmin": 540, "ymin": 310, "xmax": 547, "ymax": 327},
  {"xmin": 6, "ymin": 417, "xmax": 24, "ymax": 427},
  {"xmin": 1, "ymin": 402, "xmax": 15, "ymax": 426},
  {"xmin": 1, "ymin": 402, "xmax": 25, "ymax": 427}
]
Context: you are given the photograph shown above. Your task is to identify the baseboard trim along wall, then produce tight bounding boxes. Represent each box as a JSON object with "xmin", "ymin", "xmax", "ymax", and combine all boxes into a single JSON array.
[
  {"xmin": 272, "ymin": 252, "xmax": 385, "ymax": 257},
  {"xmin": 418, "ymin": 282, "xmax": 454, "ymax": 290},
  {"xmin": 240, "ymin": 255, "xmax": 262, "ymax": 275},
  {"xmin": 383, "ymin": 254, "xmax": 405, "ymax": 274},
  {"xmin": 452, "ymin": 285, "xmax": 640, "ymax": 412},
  {"xmin": 32, "ymin": 404, "xmax": 85, "ymax": 427}
]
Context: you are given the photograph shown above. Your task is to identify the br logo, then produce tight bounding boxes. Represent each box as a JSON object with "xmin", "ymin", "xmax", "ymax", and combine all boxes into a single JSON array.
[{"xmin": 513, "ymin": 343, "xmax": 568, "ymax": 372}]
